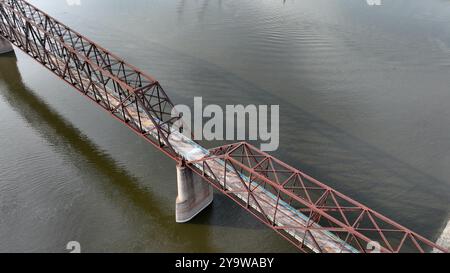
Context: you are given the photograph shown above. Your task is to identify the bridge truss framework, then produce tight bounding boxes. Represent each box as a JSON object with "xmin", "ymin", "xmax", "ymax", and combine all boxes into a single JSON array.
[{"xmin": 0, "ymin": 0, "xmax": 447, "ymax": 253}]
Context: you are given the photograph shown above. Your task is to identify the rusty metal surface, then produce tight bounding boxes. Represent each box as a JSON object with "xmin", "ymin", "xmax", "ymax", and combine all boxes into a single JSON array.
[
  {"xmin": 189, "ymin": 142, "xmax": 449, "ymax": 252},
  {"xmin": 0, "ymin": 0, "xmax": 180, "ymax": 159}
]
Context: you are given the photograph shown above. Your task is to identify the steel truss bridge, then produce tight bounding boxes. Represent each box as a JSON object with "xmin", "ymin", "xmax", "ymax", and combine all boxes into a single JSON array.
[{"xmin": 0, "ymin": 0, "xmax": 447, "ymax": 253}]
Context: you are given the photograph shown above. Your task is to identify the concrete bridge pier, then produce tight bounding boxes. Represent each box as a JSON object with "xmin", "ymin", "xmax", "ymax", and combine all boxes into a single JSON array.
[
  {"xmin": 0, "ymin": 37, "xmax": 13, "ymax": 54},
  {"xmin": 176, "ymin": 161, "xmax": 213, "ymax": 223}
]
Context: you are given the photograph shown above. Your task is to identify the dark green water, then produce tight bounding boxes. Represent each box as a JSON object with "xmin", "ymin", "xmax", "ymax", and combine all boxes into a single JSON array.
[{"xmin": 1, "ymin": 0, "xmax": 449, "ymax": 252}]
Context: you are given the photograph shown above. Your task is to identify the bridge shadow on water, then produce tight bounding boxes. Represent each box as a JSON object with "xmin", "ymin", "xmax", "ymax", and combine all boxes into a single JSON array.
[{"xmin": 0, "ymin": 53, "xmax": 273, "ymax": 252}]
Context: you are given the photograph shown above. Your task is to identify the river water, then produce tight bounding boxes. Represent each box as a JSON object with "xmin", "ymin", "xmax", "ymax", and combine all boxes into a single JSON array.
[{"xmin": 1, "ymin": 0, "xmax": 449, "ymax": 252}]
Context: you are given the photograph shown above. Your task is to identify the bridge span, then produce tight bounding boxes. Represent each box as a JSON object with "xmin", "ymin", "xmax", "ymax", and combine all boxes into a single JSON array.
[{"xmin": 0, "ymin": 0, "xmax": 448, "ymax": 253}]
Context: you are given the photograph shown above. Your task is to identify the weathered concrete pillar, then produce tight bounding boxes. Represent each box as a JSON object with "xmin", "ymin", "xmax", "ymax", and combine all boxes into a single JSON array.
[
  {"xmin": 176, "ymin": 162, "xmax": 213, "ymax": 223},
  {"xmin": 0, "ymin": 37, "xmax": 13, "ymax": 54},
  {"xmin": 433, "ymin": 220, "xmax": 450, "ymax": 253}
]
